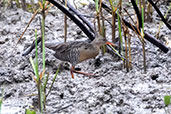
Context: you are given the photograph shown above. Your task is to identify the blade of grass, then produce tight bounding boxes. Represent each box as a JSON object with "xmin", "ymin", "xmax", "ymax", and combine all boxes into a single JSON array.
[
  {"xmin": 109, "ymin": 0, "xmax": 114, "ymax": 10},
  {"xmin": 29, "ymin": 57, "xmax": 38, "ymax": 79},
  {"xmin": 46, "ymin": 64, "xmax": 60, "ymax": 98},
  {"xmin": 43, "ymin": 72, "xmax": 49, "ymax": 94},
  {"xmin": 108, "ymin": 45, "xmax": 124, "ymax": 61},
  {"xmin": 42, "ymin": 0, "xmax": 46, "ymax": 72},
  {"xmin": 117, "ymin": 10, "xmax": 123, "ymax": 55},
  {"xmin": 95, "ymin": 0, "xmax": 99, "ymax": 12},
  {"xmin": 141, "ymin": 5, "xmax": 146, "ymax": 73},
  {"xmin": 35, "ymin": 29, "xmax": 39, "ymax": 79},
  {"xmin": 41, "ymin": 0, "xmax": 46, "ymax": 112}
]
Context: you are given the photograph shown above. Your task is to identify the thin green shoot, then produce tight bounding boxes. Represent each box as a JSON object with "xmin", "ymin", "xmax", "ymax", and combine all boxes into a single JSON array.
[
  {"xmin": 41, "ymin": 3, "xmax": 45, "ymax": 73},
  {"xmin": 35, "ymin": 29, "xmax": 39, "ymax": 79},
  {"xmin": 35, "ymin": 28, "xmax": 44, "ymax": 113},
  {"xmin": 141, "ymin": 6, "xmax": 144, "ymax": 38},
  {"xmin": 41, "ymin": 0, "xmax": 46, "ymax": 112},
  {"xmin": 29, "ymin": 29, "xmax": 44, "ymax": 113},
  {"xmin": 141, "ymin": 5, "xmax": 146, "ymax": 73},
  {"xmin": 117, "ymin": 10, "xmax": 123, "ymax": 55},
  {"xmin": 95, "ymin": 0, "xmax": 99, "ymax": 12},
  {"xmin": 108, "ymin": 45, "xmax": 124, "ymax": 61},
  {"xmin": 109, "ymin": 0, "xmax": 118, "ymax": 12},
  {"xmin": 43, "ymin": 73, "xmax": 49, "ymax": 95},
  {"xmin": 109, "ymin": 0, "xmax": 114, "ymax": 11},
  {"xmin": 29, "ymin": 57, "xmax": 38, "ymax": 80},
  {"xmin": 46, "ymin": 64, "xmax": 61, "ymax": 98},
  {"xmin": 29, "ymin": 29, "xmax": 39, "ymax": 81}
]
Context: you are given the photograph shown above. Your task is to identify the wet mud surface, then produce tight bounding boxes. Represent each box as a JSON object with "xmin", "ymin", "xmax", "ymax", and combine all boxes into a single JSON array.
[{"xmin": 0, "ymin": 3, "xmax": 171, "ymax": 114}]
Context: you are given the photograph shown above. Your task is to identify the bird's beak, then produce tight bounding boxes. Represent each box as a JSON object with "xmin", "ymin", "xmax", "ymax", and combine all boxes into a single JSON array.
[{"xmin": 106, "ymin": 41, "xmax": 115, "ymax": 47}]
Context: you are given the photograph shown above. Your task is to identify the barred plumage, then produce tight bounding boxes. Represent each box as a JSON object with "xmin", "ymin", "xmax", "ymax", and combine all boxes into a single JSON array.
[{"xmin": 45, "ymin": 36, "xmax": 115, "ymax": 78}]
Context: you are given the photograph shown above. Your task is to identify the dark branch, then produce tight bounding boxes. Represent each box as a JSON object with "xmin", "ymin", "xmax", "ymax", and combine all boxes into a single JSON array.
[
  {"xmin": 148, "ymin": 0, "xmax": 171, "ymax": 30},
  {"xmin": 47, "ymin": 0, "xmax": 95, "ymax": 40},
  {"xmin": 101, "ymin": 3, "xmax": 169, "ymax": 53},
  {"xmin": 66, "ymin": 0, "xmax": 95, "ymax": 34},
  {"xmin": 131, "ymin": 0, "xmax": 142, "ymax": 29}
]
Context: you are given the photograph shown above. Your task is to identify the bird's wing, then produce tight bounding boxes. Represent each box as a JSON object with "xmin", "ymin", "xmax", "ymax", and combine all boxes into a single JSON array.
[
  {"xmin": 53, "ymin": 42, "xmax": 84, "ymax": 65},
  {"xmin": 55, "ymin": 41, "xmax": 85, "ymax": 54}
]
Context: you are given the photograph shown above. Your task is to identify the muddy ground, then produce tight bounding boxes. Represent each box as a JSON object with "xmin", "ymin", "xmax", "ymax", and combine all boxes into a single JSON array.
[{"xmin": 0, "ymin": 2, "xmax": 171, "ymax": 114}]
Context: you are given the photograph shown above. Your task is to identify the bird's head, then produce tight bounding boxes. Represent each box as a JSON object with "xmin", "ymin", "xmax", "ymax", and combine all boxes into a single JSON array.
[{"xmin": 92, "ymin": 36, "xmax": 115, "ymax": 47}]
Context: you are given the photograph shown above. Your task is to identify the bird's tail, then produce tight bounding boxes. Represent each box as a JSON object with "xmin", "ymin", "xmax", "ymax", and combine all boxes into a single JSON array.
[
  {"xmin": 45, "ymin": 42, "xmax": 61, "ymax": 51},
  {"xmin": 22, "ymin": 37, "xmax": 61, "ymax": 56},
  {"xmin": 22, "ymin": 37, "xmax": 42, "ymax": 56}
]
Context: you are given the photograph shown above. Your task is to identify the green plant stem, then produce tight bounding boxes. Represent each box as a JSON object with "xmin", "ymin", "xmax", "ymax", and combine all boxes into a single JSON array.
[
  {"xmin": 43, "ymin": 73, "xmax": 49, "ymax": 94},
  {"xmin": 108, "ymin": 45, "xmax": 124, "ymax": 61},
  {"xmin": 38, "ymin": 80, "xmax": 43, "ymax": 113},
  {"xmin": 41, "ymin": 0, "xmax": 46, "ymax": 112},
  {"xmin": 29, "ymin": 57, "xmax": 37, "ymax": 78},
  {"xmin": 42, "ymin": 2, "xmax": 45, "ymax": 74},
  {"xmin": 109, "ymin": 0, "xmax": 114, "ymax": 10},
  {"xmin": 35, "ymin": 29, "xmax": 39, "ymax": 78},
  {"xmin": 117, "ymin": 10, "xmax": 123, "ymax": 55},
  {"xmin": 35, "ymin": 29, "xmax": 43, "ymax": 113},
  {"xmin": 141, "ymin": 5, "xmax": 146, "ymax": 73},
  {"xmin": 46, "ymin": 65, "xmax": 60, "ymax": 98},
  {"xmin": 95, "ymin": 0, "xmax": 99, "ymax": 12}
]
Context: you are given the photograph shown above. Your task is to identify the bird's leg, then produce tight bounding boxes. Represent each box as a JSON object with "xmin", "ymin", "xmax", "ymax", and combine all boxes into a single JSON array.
[
  {"xmin": 70, "ymin": 66, "xmax": 75, "ymax": 79},
  {"xmin": 71, "ymin": 66, "xmax": 94, "ymax": 77}
]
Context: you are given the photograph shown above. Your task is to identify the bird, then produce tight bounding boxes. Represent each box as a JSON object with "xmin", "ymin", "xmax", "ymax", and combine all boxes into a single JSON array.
[{"xmin": 45, "ymin": 35, "xmax": 115, "ymax": 78}]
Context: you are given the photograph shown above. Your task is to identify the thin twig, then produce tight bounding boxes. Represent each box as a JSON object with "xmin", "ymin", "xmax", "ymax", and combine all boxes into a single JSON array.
[{"xmin": 17, "ymin": 9, "xmax": 39, "ymax": 44}]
